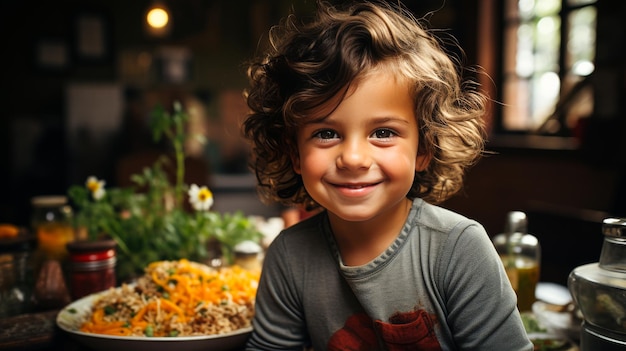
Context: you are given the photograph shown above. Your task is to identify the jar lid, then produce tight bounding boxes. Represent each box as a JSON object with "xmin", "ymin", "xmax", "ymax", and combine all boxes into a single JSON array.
[
  {"xmin": 505, "ymin": 211, "xmax": 528, "ymax": 234},
  {"xmin": 602, "ymin": 218, "xmax": 626, "ymax": 239},
  {"xmin": 31, "ymin": 195, "xmax": 68, "ymax": 207},
  {"xmin": 67, "ymin": 239, "xmax": 116, "ymax": 262},
  {"xmin": 234, "ymin": 240, "xmax": 262, "ymax": 255},
  {"xmin": 69, "ymin": 248, "xmax": 115, "ymax": 262},
  {"xmin": 67, "ymin": 239, "xmax": 116, "ymax": 252}
]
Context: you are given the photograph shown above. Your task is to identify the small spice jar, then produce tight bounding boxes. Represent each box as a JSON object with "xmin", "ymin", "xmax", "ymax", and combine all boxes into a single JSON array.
[{"xmin": 66, "ymin": 239, "xmax": 116, "ymax": 300}]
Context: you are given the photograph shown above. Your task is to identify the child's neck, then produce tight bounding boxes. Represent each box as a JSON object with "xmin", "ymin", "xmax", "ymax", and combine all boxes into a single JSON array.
[{"xmin": 329, "ymin": 198, "xmax": 413, "ymax": 266}]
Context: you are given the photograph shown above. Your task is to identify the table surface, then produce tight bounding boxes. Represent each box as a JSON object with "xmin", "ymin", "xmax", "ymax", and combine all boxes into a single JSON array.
[
  {"xmin": 1, "ymin": 309, "xmax": 580, "ymax": 351},
  {"xmin": 0, "ymin": 309, "xmax": 88, "ymax": 350},
  {"xmin": 0, "ymin": 309, "xmax": 248, "ymax": 351}
]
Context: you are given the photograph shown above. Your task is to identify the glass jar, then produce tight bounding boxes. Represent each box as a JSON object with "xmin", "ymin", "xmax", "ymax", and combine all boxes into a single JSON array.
[
  {"xmin": 234, "ymin": 240, "xmax": 262, "ymax": 272},
  {"xmin": 0, "ymin": 228, "xmax": 36, "ymax": 317},
  {"xmin": 66, "ymin": 239, "xmax": 117, "ymax": 300},
  {"xmin": 493, "ymin": 211, "xmax": 541, "ymax": 312},
  {"xmin": 31, "ymin": 195, "xmax": 75, "ymax": 261}
]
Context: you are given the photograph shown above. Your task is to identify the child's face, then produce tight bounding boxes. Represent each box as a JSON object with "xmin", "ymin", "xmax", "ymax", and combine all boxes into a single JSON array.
[{"xmin": 293, "ymin": 71, "xmax": 429, "ymax": 223}]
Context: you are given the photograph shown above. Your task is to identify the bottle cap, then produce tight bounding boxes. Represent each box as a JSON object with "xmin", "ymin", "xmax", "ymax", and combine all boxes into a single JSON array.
[
  {"xmin": 602, "ymin": 217, "xmax": 626, "ymax": 239},
  {"xmin": 505, "ymin": 211, "xmax": 527, "ymax": 234}
]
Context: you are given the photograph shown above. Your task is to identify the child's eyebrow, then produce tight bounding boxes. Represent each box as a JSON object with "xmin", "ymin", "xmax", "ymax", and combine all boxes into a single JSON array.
[
  {"xmin": 303, "ymin": 116, "xmax": 412, "ymax": 126},
  {"xmin": 302, "ymin": 115, "xmax": 331, "ymax": 126},
  {"xmin": 370, "ymin": 116, "xmax": 411, "ymax": 125}
]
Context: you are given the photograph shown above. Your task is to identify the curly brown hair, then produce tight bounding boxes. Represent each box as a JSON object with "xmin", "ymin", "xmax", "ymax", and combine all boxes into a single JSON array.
[{"xmin": 242, "ymin": 0, "xmax": 486, "ymax": 209}]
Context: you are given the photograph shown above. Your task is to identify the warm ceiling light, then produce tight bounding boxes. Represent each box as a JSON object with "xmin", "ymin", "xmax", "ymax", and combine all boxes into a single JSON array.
[{"xmin": 147, "ymin": 7, "xmax": 169, "ymax": 29}]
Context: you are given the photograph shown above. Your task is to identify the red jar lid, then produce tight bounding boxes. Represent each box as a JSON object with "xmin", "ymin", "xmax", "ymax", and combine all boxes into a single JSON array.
[
  {"xmin": 70, "ymin": 249, "xmax": 115, "ymax": 262},
  {"xmin": 66, "ymin": 239, "xmax": 116, "ymax": 262}
]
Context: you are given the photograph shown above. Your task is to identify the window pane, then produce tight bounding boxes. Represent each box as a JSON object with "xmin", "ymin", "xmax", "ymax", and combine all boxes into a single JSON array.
[
  {"xmin": 567, "ymin": 7, "xmax": 596, "ymax": 75},
  {"xmin": 500, "ymin": 0, "xmax": 596, "ymax": 135},
  {"xmin": 534, "ymin": 0, "xmax": 560, "ymax": 17},
  {"xmin": 531, "ymin": 71, "xmax": 560, "ymax": 126},
  {"xmin": 503, "ymin": 78, "xmax": 532, "ymax": 130},
  {"xmin": 516, "ymin": 23, "xmax": 534, "ymax": 77},
  {"xmin": 535, "ymin": 15, "xmax": 561, "ymax": 73},
  {"xmin": 561, "ymin": 5, "xmax": 596, "ymax": 131},
  {"xmin": 505, "ymin": 0, "xmax": 561, "ymax": 130},
  {"xmin": 567, "ymin": 0, "xmax": 596, "ymax": 6}
]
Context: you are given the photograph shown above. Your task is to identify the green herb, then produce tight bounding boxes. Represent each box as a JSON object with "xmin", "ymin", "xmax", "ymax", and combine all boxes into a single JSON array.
[
  {"xmin": 520, "ymin": 313, "xmax": 546, "ymax": 333},
  {"xmin": 103, "ymin": 305, "xmax": 116, "ymax": 315},
  {"xmin": 68, "ymin": 102, "xmax": 263, "ymax": 281}
]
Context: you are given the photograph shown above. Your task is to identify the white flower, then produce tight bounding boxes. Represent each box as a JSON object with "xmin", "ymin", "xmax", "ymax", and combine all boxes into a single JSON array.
[
  {"xmin": 86, "ymin": 176, "xmax": 106, "ymax": 200},
  {"xmin": 188, "ymin": 184, "xmax": 214, "ymax": 211}
]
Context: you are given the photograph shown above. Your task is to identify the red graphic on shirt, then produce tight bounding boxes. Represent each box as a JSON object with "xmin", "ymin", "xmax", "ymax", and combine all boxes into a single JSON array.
[{"xmin": 327, "ymin": 309, "xmax": 442, "ymax": 350}]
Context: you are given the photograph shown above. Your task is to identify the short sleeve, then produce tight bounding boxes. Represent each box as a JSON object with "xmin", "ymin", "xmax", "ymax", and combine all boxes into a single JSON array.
[
  {"xmin": 245, "ymin": 233, "xmax": 309, "ymax": 350},
  {"xmin": 438, "ymin": 221, "xmax": 533, "ymax": 350}
]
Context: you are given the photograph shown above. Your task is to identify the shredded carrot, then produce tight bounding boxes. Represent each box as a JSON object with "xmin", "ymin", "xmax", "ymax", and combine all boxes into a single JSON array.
[{"xmin": 79, "ymin": 259, "xmax": 260, "ymax": 337}]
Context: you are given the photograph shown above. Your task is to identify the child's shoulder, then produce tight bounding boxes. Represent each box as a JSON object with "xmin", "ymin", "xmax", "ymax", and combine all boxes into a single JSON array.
[
  {"xmin": 271, "ymin": 210, "xmax": 328, "ymax": 246},
  {"xmin": 413, "ymin": 199, "xmax": 482, "ymax": 234}
]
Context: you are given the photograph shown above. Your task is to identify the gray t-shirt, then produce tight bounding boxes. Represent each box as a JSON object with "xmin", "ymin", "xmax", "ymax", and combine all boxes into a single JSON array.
[{"xmin": 246, "ymin": 198, "xmax": 533, "ymax": 351}]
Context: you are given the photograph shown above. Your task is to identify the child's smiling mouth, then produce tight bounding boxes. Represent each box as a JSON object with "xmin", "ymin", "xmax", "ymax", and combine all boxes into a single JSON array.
[{"xmin": 328, "ymin": 181, "xmax": 383, "ymax": 196}]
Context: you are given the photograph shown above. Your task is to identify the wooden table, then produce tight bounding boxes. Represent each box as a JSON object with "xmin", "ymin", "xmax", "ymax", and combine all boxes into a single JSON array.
[
  {"xmin": 0, "ymin": 309, "xmax": 248, "ymax": 351},
  {"xmin": 0, "ymin": 309, "xmax": 88, "ymax": 350}
]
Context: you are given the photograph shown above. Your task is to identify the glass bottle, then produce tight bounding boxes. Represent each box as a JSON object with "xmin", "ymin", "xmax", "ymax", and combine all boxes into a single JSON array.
[{"xmin": 492, "ymin": 211, "xmax": 541, "ymax": 311}]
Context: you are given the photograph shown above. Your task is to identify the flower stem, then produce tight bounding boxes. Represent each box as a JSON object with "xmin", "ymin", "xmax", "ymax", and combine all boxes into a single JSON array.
[{"xmin": 172, "ymin": 103, "xmax": 186, "ymax": 209}]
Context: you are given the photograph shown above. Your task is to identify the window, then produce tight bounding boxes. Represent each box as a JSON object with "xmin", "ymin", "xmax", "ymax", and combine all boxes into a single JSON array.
[{"xmin": 500, "ymin": 0, "xmax": 597, "ymax": 136}]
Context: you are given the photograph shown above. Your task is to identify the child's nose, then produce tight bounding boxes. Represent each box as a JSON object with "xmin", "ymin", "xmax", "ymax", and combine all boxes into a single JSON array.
[{"xmin": 336, "ymin": 139, "xmax": 372, "ymax": 170}]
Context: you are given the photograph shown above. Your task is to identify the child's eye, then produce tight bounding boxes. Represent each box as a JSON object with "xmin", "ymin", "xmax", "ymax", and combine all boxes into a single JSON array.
[
  {"xmin": 372, "ymin": 129, "xmax": 395, "ymax": 139},
  {"xmin": 314, "ymin": 129, "xmax": 339, "ymax": 140}
]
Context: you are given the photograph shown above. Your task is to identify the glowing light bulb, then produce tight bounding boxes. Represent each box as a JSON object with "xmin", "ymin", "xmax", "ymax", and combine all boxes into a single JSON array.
[{"xmin": 147, "ymin": 7, "xmax": 169, "ymax": 29}]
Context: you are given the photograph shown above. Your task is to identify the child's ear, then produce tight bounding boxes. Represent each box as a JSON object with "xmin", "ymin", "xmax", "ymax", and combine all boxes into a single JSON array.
[
  {"xmin": 292, "ymin": 154, "xmax": 302, "ymax": 174},
  {"xmin": 415, "ymin": 152, "xmax": 431, "ymax": 172}
]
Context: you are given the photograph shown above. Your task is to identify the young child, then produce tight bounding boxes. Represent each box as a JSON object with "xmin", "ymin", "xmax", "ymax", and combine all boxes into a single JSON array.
[{"xmin": 242, "ymin": 1, "xmax": 533, "ymax": 350}]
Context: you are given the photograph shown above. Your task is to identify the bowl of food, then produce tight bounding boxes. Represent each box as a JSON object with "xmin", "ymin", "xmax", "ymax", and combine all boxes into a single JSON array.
[{"xmin": 56, "ymin": 259, "xmax": 259, "ymax": 351}]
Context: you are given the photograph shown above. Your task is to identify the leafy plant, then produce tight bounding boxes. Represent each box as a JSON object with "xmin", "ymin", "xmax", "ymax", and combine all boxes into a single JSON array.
[{"xmin": 68, "ymin": 102, "xmax": 263, "ymax": 281}]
